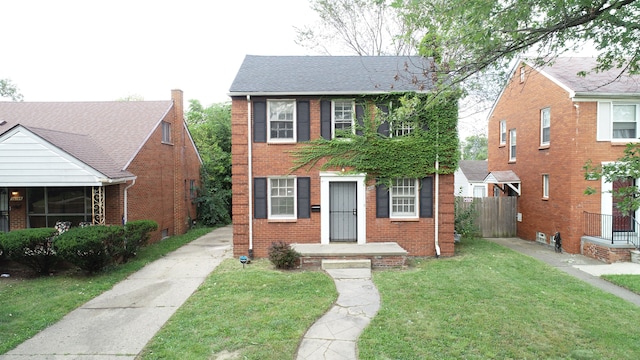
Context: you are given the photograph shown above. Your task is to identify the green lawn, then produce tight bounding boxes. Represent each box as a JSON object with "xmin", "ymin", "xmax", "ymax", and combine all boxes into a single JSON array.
[
  {"xmin": 4, "ymin": 235, "xmax": 640, "ymax": 359},
  {"xmin": 360, "ymin": 238, "xmax": 640, "ymax": 359},
  {"xmin": 0, "ymin": 227, "xmax": 217, "ymax": 354}
]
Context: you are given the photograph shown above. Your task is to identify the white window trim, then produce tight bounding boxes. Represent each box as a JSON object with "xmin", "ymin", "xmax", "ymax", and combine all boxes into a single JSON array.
[
  {"xmin": 611, "ymin": 102, "xmax": 639, "ymax": 141},
  {"xmin": 267, "ymin": 99, "xmax": 297, "ymax": 143},
  {"xmin": 390, "ymin": 178, "xmax": 419, "ymax": 219},
  {"xmin": 540, "ymin": 108, "xmax": 550, "ymax": 146},
  {"xmin": 267, "ymin": 176, "xmax": 297, "ymax": 220},
  {"xmin": 509, "ymin": 129, "xmax": 516, "ymax": 161},
  {"xmin": 542, "ymin": 174, "xmax": 549, "ymax": 199},
  {"xmin": 331, "ymin": 99, "xmax": 356, "ymax": 139},
  {"xmin": 499, "ymin": 120, "xmax": 506, "ymax": 145}
]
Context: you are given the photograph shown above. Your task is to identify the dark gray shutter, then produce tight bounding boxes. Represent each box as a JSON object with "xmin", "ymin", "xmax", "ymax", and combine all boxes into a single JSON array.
[
  {"xmin": 297, "ymin": 177, "xmax": 311, "ymax": 219},
  {"xmin": 254, "ymin": 178, "xmax": 267, "ymax": 219},
  {"xmin": 321, "ymin": 100, "xmax": 332, "ymax": 139},
  {"xmin": 355, "ymin": 103, "xmax": 365, "ymax": 136},
  {"xmin": 297, "ymin": 100, "xmax": 310, "ymax": 142},
  {"xmin": 376, "ymin": 182, "xmax": 389, "ymax": 218},
  {"xmin": 377, "ymin": 104, "xmax": 390, "ymax": 137},
  {"xmin": 420, "ymin": 177, "xmax": 434, "ymax": 218},
  {"xmin": 253, "ymin": 101, "xmax": 267, "ymax": 143}
]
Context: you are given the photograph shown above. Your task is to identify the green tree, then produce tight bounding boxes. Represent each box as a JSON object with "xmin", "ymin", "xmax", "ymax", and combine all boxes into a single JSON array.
[
  {"xmin": 0, "ymin": 79, "xmax": 24, "ymax": 101},
  {"xmin": 396, "ymin": 0, "xmax": 640, "ymax": 87},
  {"xmin": 461, "ymin": 134, "xmax": 488, "ymax": 160},
  {"xmin": 185, "ymin": 100, "xmax": 232, "ymax": 226},
  {"xmin": 584, "ymin": 143, "xmax": 640, "ymax": 216}
]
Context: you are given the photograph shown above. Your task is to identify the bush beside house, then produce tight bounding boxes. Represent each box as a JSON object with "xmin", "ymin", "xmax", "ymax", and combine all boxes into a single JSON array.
[{"xmin": 0, "ymin": 220, "xmax": 158, "ymax": 275}]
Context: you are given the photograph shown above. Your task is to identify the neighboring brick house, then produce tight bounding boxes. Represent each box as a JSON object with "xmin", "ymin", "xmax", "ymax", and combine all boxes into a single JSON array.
[
  {"xmin": 487, "ymin": 57, "xmax": 640, "ymax": 262},
  {"xmin": 229, "ymin": 55, "xmax": 456, "ymax": 259},
  {"xmin": 0, "ymin": 90, "xmax": 201, "ymax": 242},
  {"xmin": 454, "ymin": 160, "xmax": 488, "ymax": 197}
]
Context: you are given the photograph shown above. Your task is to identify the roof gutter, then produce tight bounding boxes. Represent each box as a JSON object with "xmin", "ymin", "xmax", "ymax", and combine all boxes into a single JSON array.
[{"xmin": 228, "ymin": 90, "xmax": 429, "ymax": 97}]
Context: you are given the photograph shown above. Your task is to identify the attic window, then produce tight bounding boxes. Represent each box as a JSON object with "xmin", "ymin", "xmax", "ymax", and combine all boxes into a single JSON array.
[{"xmin": 161, "ymin": 121, "xmax": 172, "ymax": 144}]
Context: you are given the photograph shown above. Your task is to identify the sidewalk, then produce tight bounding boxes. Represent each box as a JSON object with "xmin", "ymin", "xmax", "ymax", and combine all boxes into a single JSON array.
[
  {"xmin": 487, "ymin": 237, "xmax": 640, "ymax": 307},
  {"xmin": 1, "ymin": 225, "xmax": 233, "ymax": 360}
]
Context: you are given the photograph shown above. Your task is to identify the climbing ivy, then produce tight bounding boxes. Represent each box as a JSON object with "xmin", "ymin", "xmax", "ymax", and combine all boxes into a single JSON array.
[{"xmin": 290, "ymin": 92, "xmax": 460, "ymax": 183}]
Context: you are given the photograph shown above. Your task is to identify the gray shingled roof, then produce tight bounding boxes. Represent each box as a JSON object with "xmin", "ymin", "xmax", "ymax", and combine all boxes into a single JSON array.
[
  {"xmin": 533, "ymin": 57, "xmax": 640, "ymax": 95},
  {"xmin": 0, "ymin": 101, "xmax": 173, "ymax": 179},
  {"xmin": 229, "ymin": 55, "xmax": 436, "ymax": 95},
  {"xmin": 458, "ymin": 160, "xmax": 488, "ymax": 182}
]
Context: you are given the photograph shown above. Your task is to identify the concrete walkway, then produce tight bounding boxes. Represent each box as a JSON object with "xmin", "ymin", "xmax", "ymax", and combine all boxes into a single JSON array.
[
  {"xmin": 1, "ymin": 225, "xmax": 233, "ymax": 360},
  {"xmin": 296, "ymin": 268, "xmax": 379, "ymax": 360},
  {"xmin": 487, "ymin": 237, "xmax": 640, "ymax": 307}
]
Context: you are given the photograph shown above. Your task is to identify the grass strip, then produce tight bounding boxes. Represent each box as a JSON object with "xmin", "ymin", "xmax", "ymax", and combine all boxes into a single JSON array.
[
  {"xmin": 0, "ymin": 226, "xmax": 215, "ymax": 354},
  {"xmin": 138, "ymin": 259, "xmax": 337, "ymax": 359}
]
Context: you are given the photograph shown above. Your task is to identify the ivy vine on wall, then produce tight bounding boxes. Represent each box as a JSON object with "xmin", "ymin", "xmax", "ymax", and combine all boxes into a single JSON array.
[{"xmin": 289, "ymin": 92, "xmax": 460, "ymax": 183}]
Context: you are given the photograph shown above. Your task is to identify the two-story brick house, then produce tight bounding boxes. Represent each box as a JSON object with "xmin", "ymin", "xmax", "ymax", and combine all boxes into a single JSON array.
[
  {"xmin": 487, "ymin": 57, "xmax": 640, "ymax": 262},
  {"xmin": 0, "ymin": 90, "xmax": 201, "ymax": 242},
  {"xmin": 229, "ymin": 55, "xmax": 456, "ymax": 263}
]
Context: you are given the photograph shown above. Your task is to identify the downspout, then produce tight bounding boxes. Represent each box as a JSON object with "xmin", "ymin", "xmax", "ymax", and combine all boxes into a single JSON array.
[
  {"xmin": 247, "ymin": 95, "xmax": 254, "ymax": 259},
  {"xmin": 435, "ymin": 157, "xmax": 440, "ymax": 258},
  {"xmin": 123, "ymin": 178, "xmax": 136, "ymax": 224}
]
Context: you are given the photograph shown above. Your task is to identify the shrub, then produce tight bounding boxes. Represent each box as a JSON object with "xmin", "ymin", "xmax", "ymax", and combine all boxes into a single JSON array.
[
  {"xmin": 268, "ymin": 241, "xmax": 300, "ymax": 269},
  {"xmin": 55, "ymin": 225, "xmax": 125, "ymax": 274},
  {"xmin": 123, "ymin": 220, "xmax": 158, "ymax": 262},
  {"xmin": 0, "ymin": 228, "xmax": 59, "ymax": 275}
]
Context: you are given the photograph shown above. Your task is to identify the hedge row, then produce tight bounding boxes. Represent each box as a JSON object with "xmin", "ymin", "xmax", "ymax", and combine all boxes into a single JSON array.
[{"xmin": 0, "ymin": 220, "xmax": 158, "ymax": 275}]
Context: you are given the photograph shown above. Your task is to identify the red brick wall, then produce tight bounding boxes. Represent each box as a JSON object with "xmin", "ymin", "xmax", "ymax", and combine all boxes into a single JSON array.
[
  {"xmin": 231, "ymin": 96, "xmax": 455, "ymax": 258},
  {"xmin": 488, "ymin": 63, "xmax": 629, "ymax": 254},
  {"xmin": 125, "ymin": 90, "xmax": 200, "ymax": 243}
]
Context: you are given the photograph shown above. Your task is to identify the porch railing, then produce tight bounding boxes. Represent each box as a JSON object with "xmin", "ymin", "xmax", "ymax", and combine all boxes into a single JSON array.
[{"xmin": 583, "ymin": 211, "xmax": 640, "ymax": 249}]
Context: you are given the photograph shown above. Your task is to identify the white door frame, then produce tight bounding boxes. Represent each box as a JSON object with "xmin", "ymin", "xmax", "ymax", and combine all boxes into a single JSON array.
[{"xmin": 320, "ymin": 172, "xmax": 366, "ymax": 245}]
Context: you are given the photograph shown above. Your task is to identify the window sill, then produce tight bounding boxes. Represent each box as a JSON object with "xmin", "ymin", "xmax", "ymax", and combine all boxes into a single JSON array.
[
  {"xmin": 539, "ymin": 144, "xmax": 550, "ymax": 150},
  {"xmin": 499, "ymin": 144, "xmax": 506, "ymax": 148},
  {"xmin": 611, "ymin": 140, "xmax": 640, "ymax": 146},
  {"xmin": 390, "ymin": 217, "xmax": 420, "ymax": 222},
  {"xmin": 542, "ymin": 197, "xmax": 549, "ymax": 201},
  {"xmin": 161, "ymin": 141, "xmax": 174, "ymax": 146},
  {"xmin": 267, "ymin": 218, "xmax": 297, "ymax": 223},
  {"xmin": 508, "ymin": 160, "xmax": 516, "ymax": 164},
  {"xmin": 267, "ymin": 140, "xmax": 297, "ymax": 144}
]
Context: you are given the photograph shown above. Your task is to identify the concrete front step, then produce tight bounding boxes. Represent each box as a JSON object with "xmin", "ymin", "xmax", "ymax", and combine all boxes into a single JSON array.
[{"xmin": 322, "ymin": 259, "xmax": 371, "ymax": 270}]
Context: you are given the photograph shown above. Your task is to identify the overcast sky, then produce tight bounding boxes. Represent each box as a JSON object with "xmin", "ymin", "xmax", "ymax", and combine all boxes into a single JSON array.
[{"xmin": 1, "ymin": 0, "xmax": 314, "ymax": 105}]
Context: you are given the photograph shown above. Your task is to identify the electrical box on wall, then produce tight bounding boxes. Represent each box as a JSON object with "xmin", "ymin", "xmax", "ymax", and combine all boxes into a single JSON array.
[{"xmin": 517, "ymin": 213, "xmax": 522, "ymax": 222}]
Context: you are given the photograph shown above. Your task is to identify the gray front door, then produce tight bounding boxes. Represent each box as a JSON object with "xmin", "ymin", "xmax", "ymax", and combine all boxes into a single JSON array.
[
  {"xmin": 329, "ymin": 182, "xmax": 357, "ymax": 242},
  {"xmin": 1, "ymin": 188, "xmax": 8, "ymax": 233}
]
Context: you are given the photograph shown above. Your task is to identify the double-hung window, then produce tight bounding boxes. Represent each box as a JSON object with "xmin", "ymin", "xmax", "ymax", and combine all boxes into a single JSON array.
[
  {"xmin": 269, "ymin": 177, "xmax": 296, "ymax": 219},
  {"xmin": 268, "ymin": 100, "xmax": 296, "ymax": 142},
  {"xmin": 332, "ymin": 100, "xmax": 355, "ymax": 138},
  {"xmin": 540, "ymin": 108, "xmax": 550, "ymax": 146},
  {"xmin": 612, "ymin": 104, "xmax": 638, "ymax": 140},
  {"xmin": 499, "ymin": 120, "xmax": 506, "ymax": 145},
  {"xmin": 390, "ymin": 178, "xmax": 418, "ymax": 218},
  {"xmin": 542, "ymin": 174, "xmax": 549, "ymax": 199},
  {"xmin": 161, "ymin": 121, "xmax": 171, "ymax": 144},
  {"xmin": 509, "ymin": 129, "xmax": 517, "ymax": 161}
]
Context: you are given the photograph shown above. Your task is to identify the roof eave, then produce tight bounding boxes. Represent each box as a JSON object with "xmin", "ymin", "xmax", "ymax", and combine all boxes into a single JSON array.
[
  {"xmin": 573, "ymin": 92, "xmax": 640, "ymax": 101},
  {"xmin": 227, "ymin": 90, "xmax": 430, "ymax": 97}
]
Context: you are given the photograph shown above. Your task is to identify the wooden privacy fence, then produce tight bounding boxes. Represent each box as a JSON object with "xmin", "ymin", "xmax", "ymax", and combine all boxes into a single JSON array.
[{"xmin": 455, "ymin": 196, "xmax": 517, "ymax": 238}]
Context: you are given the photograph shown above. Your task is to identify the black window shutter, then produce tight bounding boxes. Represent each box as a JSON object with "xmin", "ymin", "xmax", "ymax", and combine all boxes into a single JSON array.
[
  {"xmin": 321, "ymin": 100, "xmax": 332, "ymax": 139},
  {"xmin": 253, "ymin": 101, "xmax": 267, "ymax": 143},
  {"xmin": 376, "ymin": 182, "xmax": 389, "ymax": 218},
  {"xmin": 355, "ymin": 103, "xmax": 365, "ymax": 136},
  {"xmin": 377, "ymin": 104, "xmax": 390, "ymax": 137},
  {"xmin": 420, "ymin": 177, "xmax": 434, "ymax": 218},
  {"xmin": 254, "ymin": 178, "xmax": 267, "ymax": 219},
  {"xmin": 297, "ymin": 177, "xmax": 311, "ymax": 219},
  {"xmin": 297, "ymin": 100, "xmax": 310, "ymax": 142}
]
